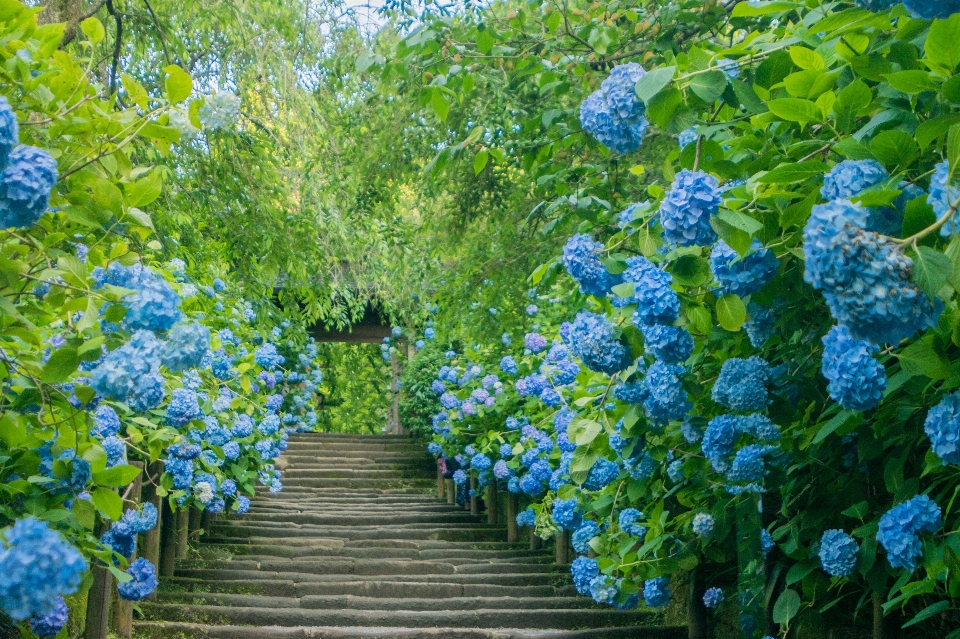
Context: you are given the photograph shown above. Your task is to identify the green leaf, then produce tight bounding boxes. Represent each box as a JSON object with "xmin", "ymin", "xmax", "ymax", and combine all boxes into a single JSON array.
[
  {"xmin": 916, "ymin": 114, "xmax": 960, "ymax": 150},
  {"xmin": 925, "ymin": 14, "xmax": 960, "ymax": 76},
  {"xmin": 884, "ymin": 70, "xmax": 939, "ymax": 94},
  {"xmin": 949, "ymin": 124, "xmax": 960, "ymax": 178},
  {"xmin": 943, "ymin": 75, "xmax": 960, "ymax": 104},
  {"xmin": 91, "ymin": 488, "xmax": 123, "ymax": 520},
  {"xmin": 568, "ymin": 418, "xmax": 603, "ymax": 446},
  {"xmin": 716, "ymin": 294, "xmax": 746, "ymax": 332},
  {"xmin": 767, "ymin": 98, "xmax": 822, "ymax": 124},
  {"xmin": 355, "ymin": 49, "xmax": 383, "ymax": 73},
  {"xmin": 898, "ymin": 341, "xmax": 951, "ymax": 380},
  {"xmin": 80, "ymin": 17, "xmax": 105, "ymax": 45},
  {"xmin": 717, "ymin": 209, "xmax": 764, "ymax": 235},
  {"xmin": 688, "ymin": 70, "xmax": 728, "ymax": 103},
  {"xmin": 473, "ymin": 150, "xmax": 489, "ymax": 175},
  {"xmin": 842, "ymin": 501, "xmax": 869, "ymax": 519},
  {"xmin": 773, "ymin": 589, "xmax": 801, "ymax": 625},
  {"xmin": 912, "ymin": 246, "xmax": 953, "ymax": 297},
  {"xmin": 40, "ymin": 348, "xmax": 79, "ymax": 384},
  {"xmin": 730, "ymin": 79, "xmax": 766, "ymax": 113},
  {"xmin": 571, "ymin": 446, "xmax": 598, "ymax": 474},
  {"xmin": 612, "ymin": 282, "xmax": 637, "ymax": 299},
  {"xmin": 790, "ymin": 46, "xmax": 824, "ymax": 71},
  {"xmin": 646, "ymin": 88, "xmax": 683, "ymax": 128},
  {"xmin": 92, "ymin": 465, "xmax": 142, "ymax": 488},
  {"xmin": 756, "ymin": 160, "xmax": 827, "ymax": 184},
  {"xmin": 430, "ymin": 89, "xmax": 449, "ymax": 122},
  {"xmin": 72, "ymin": 498, "xmax": 96, "ymax": 530},
  {"xmin": 635, "ymin": 66, "xmax": 676, "ymax": 104},
  {"xmin": 126, "ymin": 170, "xmax": 163, "ymax": 208},
  {"xmin": 686, "ymin": 305, "xmax": 712, "ymax": 334},
  {"xmin": 812, "ymin": 410, "xmax": 856, "ymax": 446},
  {"xmin": 731, "ymin": 1, "xmax": 800, "ymax": 17},
  {"xmin": 902, "ymin": 601, "xmax": 952, "ymax": 629},
  {"xmin": 164, "ymin": 65, "xmax": 193, "ymax": 104},
  {"xmin": 476, "ymin": 27, "xmax": 494, "ymax": 55},
  {"xmin": 870, "ymin": 130, "xmax": 919, "ymax": 169}
]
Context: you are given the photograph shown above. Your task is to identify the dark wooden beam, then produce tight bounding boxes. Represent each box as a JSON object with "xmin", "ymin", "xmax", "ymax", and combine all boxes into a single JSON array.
[{"xmin": 272, "ymin": 288, "xmax": 392, "ymax": 343}]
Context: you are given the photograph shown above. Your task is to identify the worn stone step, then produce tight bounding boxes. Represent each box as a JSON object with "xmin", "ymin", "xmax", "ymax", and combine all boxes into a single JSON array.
[
  {"xmin": 282, "ymin": 451, "xmax": 431, "ymax": 460},
  {"xmin": 172, "ymin": 570, "xmax": 571, "ymax": 588},
  {"xmin": 158, "ymin": 593, "xmax": 601, "ymax": 611},
  {"xmin": 209, "ymin": 524, "xmax": 509, "ymax": 542},
  {"xmin": 179, "ymin": 558, "xmax": 565, "ymax": 576},
  {"xmin": 139, "ymin": 604, "xmax": 655, "ymax": 630},
  {"xmin": 262, "ymin": 479, "xmax": 435, "ymax": 489},
  {"xmin": 202, "ymin": 545, "xmax": 551, "ymax": 561},
  {"xmin": 283, "ymin": 469, "xmax": 422, "ymax": 478},
  {"xmin": 134, "ymin": 621, "xmax": 686, "ymax": 639}
]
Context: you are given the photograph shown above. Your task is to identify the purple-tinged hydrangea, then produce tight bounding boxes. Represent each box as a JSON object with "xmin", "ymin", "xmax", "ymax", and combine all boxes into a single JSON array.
[
  {"xmin": 821, "ymin": 325, "xmax": 886, "ymax": 411},
  {"xmin": 877, "ymin": 495, "xmax": 943, "ymax": 571},
  {"xmin": 117, "ymin": 557, "xmax": 157, "ymax": 601},
  {"xmin": 618, "ymin": 508, "xmax": 646, "ymax": 538},
  {"xmin": 529, "ymin": 460, "xmax": 553, "ymax": 483},
  {"xmin": 431, "ymin": 380, "xmax": 446, "ymax": 394},
  {"xmin": 499, "ymin": 356, "xmax": 518, "ymax": 375},
  {"xmin": 562, "ymin": 234, "xmax": 618, "ymax": 296},
  {"xmin": 925, "ymin": 391, "xmax": 960, "ymax": 465},
  {"xmin": 0, "ymin": 518, "xmax": 87, "ymax": 620},
  {"xmin": 162, "ymin": 323, "xmax": 210, "ymax": 372},
  {"xmin": 440, "ymin": 392, "xmax": 461, "ymax": 410},
  {"xmin": 254, "ymin": 343, "xmax": 286, "ymax": 369},
  {"xmin": 658, "ymin": 169, "xmax": 722, "ymax": 247},
  {"xmin": 804, "ymin": 199, "xmax": 940, "ymax": 345},
  {"xmin": 582, "ymin": 457, "xmax": 619, "ymax": 491},
  {"xmin": 902, "ymin": 0, "xmax": 960, "ymax": 19},
  {"xmin": 29, "ymin": 595, "xmax": 68, "ymax": 638},
  {"xmin": 703, "ymin": 587, "xmax": 724, "ymax": 609},
  {"xmin": 622, "ymin": 256, "xmax": 680, "ymax": 326},
  {"xmin": 641, "ymin": 324, "xmax": 693, "ymax": 364},
  {"xmin": 821, "ymin": 160, "xmax": 888, "ymax": 201},
  {"xmin": 579, "ymin": 63, "xmax": 649, "ymax": 154},
  {"xmin": 819, "ymin": 529, "xmax": 859, "ymax": 577},
  {"xmin": 0, "ymin": 145, "xmax": 58, "ymax": 229},
  {"xmin": 642, "ymin": 361, "xmax": 691, "ymax": 426},
  {"xmin": 493, "ymin": 459, "xmax": 511, "ymax": 479},
  {"xmin": 552, "ymin": 498, "xmax": 582, "ymax": 530},
  {"xmin": 526, "ymin": 304, "xmax": 538, "ymax": 316},
  {"xmin": 709, "ymin": 240, "xmax": 778, "ymax": 297},
  {"xmin": 571, "ymin": 556, "xmax": 599, "ymax": 595},
  {"xmin": 692, "ymin": 513, "xmax": 715, "ymax": 537},
  {"xmin": 712, "ymin": 357, "xmax": 771, "ymax": 412},
  {"xmin": 567, "ymin": 311, "xmax": 631, "ymax": 374},
  {"xmin": 643, "ymin": 577, "xmax": 671, "ymax": 608}
]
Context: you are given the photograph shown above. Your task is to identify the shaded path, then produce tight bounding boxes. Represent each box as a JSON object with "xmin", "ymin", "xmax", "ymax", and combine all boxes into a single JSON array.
[{"xmin": 135, "ymin": 433, "xmax": 685, "ymax": 638}]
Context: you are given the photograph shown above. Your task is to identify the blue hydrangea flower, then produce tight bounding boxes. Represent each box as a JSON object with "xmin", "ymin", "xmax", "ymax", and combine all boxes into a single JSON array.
[
  {"xmin": 929, "ymin": 160, "xmax": 960, "ymax": 235},
  {"xmin": 571, "ymin": 556, "xmax": 599, "ymax": 595},
  {"xmin": 856, "ymin": 0, "xmax": 900, "ymax": 9},
  {"xmin": 762, "ymin": 530, "xmax": 776, "ymax": 555},
  {"xmin": 562, "ymin": 234, "xmax": 617, "ymax": 296},
  {"xmin": 744, "ymin": 302, "xmax": 776, "ymax": 348},
  {"xmin": 821, "ymin": 325, "xmax": 887, "ymax": 411},
  {"xmin": 726, "ymin": 444, "xmax": 772, "ymax": 483},
  {"xmin": 236, "ymin": 495, "xmax": 251, "ymax": 513},
  {"xmin": 618, "ymin": 508, "xmax": 647, "ymax": 538},
  {"xmin": 0, "ymin": 518, "xmax": 86, "ymax": 620},
  {"xmin": 0, "ymin": 145, "xmax": 57, "ymax": 229},
  {"xmin": 613, "ymin": 380, "xmax": 647, "ymax": 404},
  {"xmin": 622, "ymin": 256, "xmax": 680, "ymax": 326},
  {"xmin": 716, "ymin": 58, "xmax": 740, "ymax": 78},
  {"xmin": 641, "ymin": 324, "xmax": 693, "ymax": 364},
  {"xmin": 643, "ymin": 577, "xmax": 671, "ymax": 608},
  {"xmin": 877, "ymin": 495, "xmax": 943, "ymax": 571},
  {"xmin": 123, "ymin": 277, "xmax": 182, "ymax": 332},
  {"xmin": 678, "ymin": 126, "xmax": 699, "ymax": 149},
  {"xmin": 582, "ymin": 458, "xmax": 619, "ymax": 491},
  {"xmin": 703, "ymin": 587, "xmax": 724, "ymax": 609},
  {"xmin": 902, "ymin": 0, "xmax": 960, "ymax": 19},
  {"xmin": 925, "ymin": 391, "xmax": 960, "ymax": 465},
  {"xmin": 710, "ymin": 240, "xmax": 778, "ymax": 297},
  {"xmin": 667, "ymin": 459, "xmax": 685, "ymax": 483},
  {"xmin": 525, "ymin": 332, "xmax": 547, "ymax": 353},
  {"xmin": 658, "ymin": 169, "xmax": 722, "ymax": 246},
  {"xmin": 819, "ymin": 529, "xmax": 859, "ymax": 577},
  {"xmin": 712, "ymin": 357, "xmax": 771, "ymax": 412},
  {"xmin": 452, "ymin": 470, "xmax": 467, "ymax": 485},
  {"xmin": 102, "ymin": 436, "xmax": 126, "ymax": 468},
  {"xmin": 579, "ymin": 63, "xmax": 649, "ymax": 154},
  {"xmin": 0, "ymin": 97, "xmax": 19, "ymax": 165},
  {"xmin": 162, "ymin": 323, "xmax": 210, "ymax": 372},
  {"xmin": 552, "ymin": 498, "xmax": 582, "ymax": 530},
  {"xmin": 29, "ymin": 595, "xmax": 68, "ymax": 637},
  {"xmin": 642, "ymin": 361, "xmax": 691, "ymax": 426},
  {"xmin": 117, "ymin": 557, "xmax": 157, "ymax": 601},
  {"xmin": 92, "ymin": 405, "xmax": 121, "ymax": 439},
  {"xmin": 804, "ymin": 199, "xmax": 940, "ymax": 345},
  {"xmin": 572, "ymin": 521, "xmax": 600, "ymax": 553},
  {"xmin": 692, "ymin": 513, "xmax": 715, "ymax": 537},
  {"xmin": 540, "ymin": 387, "xmax": 561, "ymax": 406},
  {"xmin": 166, "ymin": 388, "xmax": 201, "ymax": 427},
  {"xmin": 471, "ymin": 453, "xmax": 492, "ymax": 472},
  {"xmin": 821, "ymin": 160, "xmax": 888, "ymax": 201},
  {"xmin": 567, "ymin": 311, "xmax": 631, "ymax": 374},
  {"xmin": 254, "ymin": 343, "xmax": 286, "ymax": 369},
  {"xmin": 493, "ymin": 459, "xmax": 511, "ymax": 479},
  {"xmin": 222, "ymin": 441, "xmax": 240, "ymax": 460},
  {"xmin": 516, "ymin": 508, "xmax": 537, "ymax": 528}
]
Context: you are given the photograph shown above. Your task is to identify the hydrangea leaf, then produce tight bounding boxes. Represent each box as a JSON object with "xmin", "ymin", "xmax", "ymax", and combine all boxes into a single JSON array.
[
  {"xmin": 925, "ymin": 14, "xmax": 960, "ymax": 77},
  {"xmin": 884, "ymin": 70, "xmax": 939, "ymax": 95},
  {"xmin": 634, "ymin": 66, "xmax": 675, "ymax": 104},
  {"xmin": 898, "ymin": 341, "xmax": 951, "ymax": 380},
  {"xmin": 773, "ymin": 588, "xmax": 801, "ymax": 625},
  {"xmin": 688, "ymin": 71, "xmax": 727, "ymax": 104},
  {"xmin": 716, "ymin": 293, "xmax": 746, "ymax": 332},
  {"xmin": 910, "ymin": 246, "xmax": 953, "ymax": 298},
  {"xmin": 756, "ymin": 160, "xmax": 827, "ymax": 184},
  {"xmin": 163, "ymin": 65, "xmax": 193, "ymax": 104},
  {"xmin": 91, "ymin": 487, "xmax": 123, "ymax": 521},
  {"xmin": 568, "ymin": 418, "xmax": 602, "ymax": 446},
  {"xmin": 40, "ymin": 347, "xmax": 79, "ymax": 384}
]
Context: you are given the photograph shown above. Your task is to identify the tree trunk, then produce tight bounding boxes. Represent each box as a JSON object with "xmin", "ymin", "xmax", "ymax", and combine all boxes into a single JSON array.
[
  {"xmin": 38, "ymin": 0, "xmax": 90, "ymax": 47},
  {"xmin": 445, "ymin": 479, "xmax": 455, "ymax": 505},
  {"xmin": 140, "ymin": 463, "xmax": 163, "ymax": 570},
  {"xmin": 469, "ymin": 475, "xmax": 478, "ymax": 516},
  {"xmin": 175, "ymin": 508, "xmax": 189, "ymax": 557},
  {"xmin": 437, "ymin": 465, "xmax": 445, "ymax": 500},
  {"xmin": 688, "ymin": 567, "xmax": 710, "ymax": 639}
]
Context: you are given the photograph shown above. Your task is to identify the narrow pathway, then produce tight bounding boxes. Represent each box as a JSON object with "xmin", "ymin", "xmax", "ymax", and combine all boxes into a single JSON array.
[{"xmin": 135, "ymin": 433, "xmax": 685, "ymax": 639}]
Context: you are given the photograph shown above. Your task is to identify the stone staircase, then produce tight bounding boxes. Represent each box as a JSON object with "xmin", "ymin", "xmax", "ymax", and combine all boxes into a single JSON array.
[{"xmin": 134, "ymin": 433, "xmax": 685, "ymax": 639}]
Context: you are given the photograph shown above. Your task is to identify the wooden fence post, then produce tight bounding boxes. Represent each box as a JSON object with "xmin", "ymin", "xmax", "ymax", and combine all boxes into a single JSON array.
[
  {"xmin": 507, "ymin": 493, "xmax": 518, "ymax": 543},
  {"xmin": 529, "ymin": 526, "xmax": 541, "ymax": 551},
  {"xmin": 140, "ymin": 462, "xmax": 163, "ymax": 569},
  {"xmin": 486, "ymin": 481, "xmax": 498, "ymax": 526},
  {"xmin": 175, "ymin": 508, "xmax": 189, "ymax": 557},
  {"xmin": 469, "ymin": 475, "xmax": 478, "ymax": 516},
  {"xmin": 555, "ymin": 529, "xmax": 570, "ymax": 565},
  {"xmin": 84, "ymin": 520, "xmax": 112, "ymax": 639},
  {"xmin": 111, "ymin": 462, "xmax": 143, "ymax": 639},
  {"xmin": 437, "ymin": 465, "xmax": 445, "ymax": 500},
  {"xmin": 159, "ymin": 501, "xmax": 177, "ymax": 577},
  {"xmin": 445, "ymin": 479, "xmax": 455, "ymax": 505}
]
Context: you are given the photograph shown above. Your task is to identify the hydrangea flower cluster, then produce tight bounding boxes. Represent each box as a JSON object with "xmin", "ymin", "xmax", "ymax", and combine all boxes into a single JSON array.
[
  {"xmin": 562, "ymin": 234, "xmax": 617, "ymax": 296},
  {"xmin": 821, "ymin": 160, "xmax": 887, "ymax": 201},
  {"xmin": 804, "ymin": 199, "xmax": 940, "ymax": 345},
  {"xmin": 929, "ymin": 160, "xmax": 960, "ymax": 235},
  {"xmin": 198, "ymin": 90, "xmax": 241, "ymax": 130},
  {"xmin": 902, "ymin": 0, "xmax": 960, "ymax": 19},
  {"xmin": 703, "ymin": 587, "xmax": 724, "ymax": 609},
  {"xmin": 578, "ymin": 63, "xmax": 649, "ymax": 154},
  {"xmin": 924, "ymin": 391, "xmax": 960, "ymax": 465},
  {"xmin": 642, "ymin": 577, "xmax": 671, "ymax": 608},
  {"xmin": 709, "ymin": 240, "xmax": 778, "ymax": 297},
  {"xmin": 712, "ymin": 357, "xmax": 771, "ymax": 412},
  {"xmin": 0, "ymin": 114, "xmax": 58, "ymax": 229},
  {"xmin": 821, "ymin": 325, "xmax": 886, "ymax": 412},
  {"xmin": 818, "ymin": 529, "xmax": 859, "ymax": 577},
  {"xmin": 641, "ymin": 324, "xmax": 693, "ymax": 364},
  {"xmin": 565, "ymin": 311, "xmax": 631, "ymax": 375},
  {"xmin": 877, "ymin": 495, "xmax": 943, "ymax": 571},
  {"xmin": 658, "ymin": 169, "xmax": 723, "ymax": 246},
  {"xmin": 623, "ymin": 256, "xmax": 679, "ymax": 326},
  {"xmin": 618, "ymin": 508, "xmax": 647, "ymax": 538},
  {"xmin": 641, "ymin": 361, "xmax": 691, "ymax": 426}
]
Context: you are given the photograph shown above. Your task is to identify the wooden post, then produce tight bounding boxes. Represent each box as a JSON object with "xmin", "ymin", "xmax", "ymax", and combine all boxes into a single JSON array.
[
  {"xmin": 529, "ymin": 526, "xmax": 541, "ymax": 551},
  {"xmin": 84, "ymin": 521, "xmax": 112, "ymax": 639},
  {"xmin": 507, "ymin": 493, "xmax": 518, "ymax": 543},
  {"xmin": 159, "ymin": 501, "xmax": 177, "ymax": 577},
  {"xmin": 555, "ymin": 529, "xmax": 570, "ymax": 565},
  {"xmin": 486, "ymin": 481, "xmax": 498, "ymax": 526},
  {"xmin": 469, "ymin": 475, "xmax": 478, "ymax": 516},
  {"xmin": 112, "ymin": 462, "xmax": 143, "ymax": 639},
  {"xmin": 200, "ymin": 509, "xmax": 212, "ymax": 534},
  {"xmin": 437, "ymin": 466, "xmax": 445, "ymax": 500},
  {"xmin": 445, "ymin": 479, "xmax": 455, "ymax": 504},
  {"xmin": 389, "ymin": 351, "xmax": 402, "ymax": 434},
  {"xmin": 189, "ymin": 506, "xmax": 202, "ymax": 536},
  {"xmin": 175, "ymin": 508, "xmax": 189, "ymax": 557},
  {"xmin": 140, "ymin": 462, "xmax": 163, "ymax": 568},
  {"xmin": 688, "ymin": 567, "xmax": 710, "ymax": 639}
]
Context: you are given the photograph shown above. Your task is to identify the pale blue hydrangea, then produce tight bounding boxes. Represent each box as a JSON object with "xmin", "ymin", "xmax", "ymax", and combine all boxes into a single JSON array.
[
  {"xmin": 877, "ymin": 495, "xmax": 943, "ymax": 571},
  {"xmin": 0, "ymin": 517, "xmax": 87, "ymax": 620},
  {"xmin": 925, "ymin": 391, "xmax": 960, "ymax": 465},
  {"xmin": 821, "ymin": 325, "xmax": 886, "ymax": 411},
  {"xmin": 562, "ymin": 234, "xmax": 617, "ymax": 296},
  {"xmin": 92, "ymin": 405, "xmax": 121, "ymax": 439},
  {"xmin": 236, "ymin": 495, "xmax": 251, "ymax": 514},
  {"xmin": 123, "ymin": 276, "xmax": 182, "ymax": 332},
  {"xmin": 571, "ymin": 556, "xmax": 599, "ymax": 595},
  {"xmin": 567, "ymin": 311, "xmax": 631, "ymax": 374},
  {"xmin": 0, "ymin": 145, "xmax": 58, "ymax": 229},
  {"xmin": 658, "ymin": 169, "xmax": 722, "ymax": 246},
  {"xmin": 91, "ymin": 330, "xmax": 166, "ymax": 412},
  {"xmin": 165, "ymin": 388, "xmax": 201, "ymax": 427},
  {"xmin": 726, "ymin": 444, "xmax": 772, "ymax": 483},
  {"xmin": 667, "ymin": 459, "xmax": 685, "ymax": 482},
  {"xmin": 929, "ymin": 160, "xmax": 960, "ymax": 235},
  {"xmin": 821, "ymin": 160, "xmax": 887, "ymax": 201},
  {"xmin": 0, "ymin": 97, "xmax": 19, "ymax": 165},
  {"xmin": 804, "ymin": 199, "xmax": 940, "ymax": 345},
  {"xmin": 493, "ymin": 459, "xmax": 511, "ymax": 479},
  {"xmin": 618, "ymin": 508, "xmax": 647, "ymax": 537},
  {"xmin": 102, "ymin": 436, "xmax": 125, "ymax": 468},
  {"xmin": 641, "ymin": 324, "xmax": 693, "ymax": 364},
  {"xmin": 703, "ymin": 587, "xmax": 724, "ymax": 608},
  {"xmin": 819, "ymin": 529, "xmax": 859, "ymax": 577},
  {"xmin": 643, "ymin": 577, "xmax": 671, "ymax": 608},
  {"xmin": 709, "ymin": 240, "xmax": 778, "ymax": 297},
  {"xmin": 162, "ymin": 323, "xmax": 211, "ymax": 372},
  {"xmin": 516, "ymin": 508, "xmax": 536, "ymax": 527},
  {"xmin": 642, "ymin": 361, "xmax": 691, "ymax": 426},
  {"xmin": 678, "ymin": 126, "xmax": 699, "ymax": 149},
  {"xmin": 692, "ymin": 513, "xmax": 715, "ymax": 537},
  {"xmin": 712, "ymin": 357, "xmax": 771, "ymax": 412},
  {"xmin": 744, "ymin": 303, "xmax": 776, "ymax": 348},
  {"xmin": 254, "ymin": 343, "xmax": 285, "ymax": 369},
  {"xmin": 198, "ymin": 90, "xmax": 240, "ymax": 131},
  {"xmin": 623, "ymin": 256, "xmax": 680, "ymax": 326},
  {"xmin": 579, "ymin": 63, "xmax": 649, "ymax": 154}
]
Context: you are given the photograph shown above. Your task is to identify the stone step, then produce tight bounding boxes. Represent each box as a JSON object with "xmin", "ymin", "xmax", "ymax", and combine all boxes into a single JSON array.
[
  {"xmin": 234, "ymin": 513, "xmax": 482, "ymax": 526},
  {"xmin": 158, "ymin": 593, "xmax": 601, "ymax": 611},
  {"xmin": 202, "ymin": 545, "xmax": 551, "ymax": 561},
  {"xmin": 163, "ymin": 577, "xmax": 576, "ymax": 599},
  {"xmin": 282, "ymin": 452, "xmax": 431, "ymax": 460},
  {"xmin": 139, "ymin": 604, "xmax": 655, "ymax": 630},
  {"xmin": 178, "ymin": 558, "xmax": 566, "ymax": 576},
  {"xmin": 209, "ymin": 524, "xmax": 509, "ymax": 542},
  {"xmin": 172, "ymin": 570, "xmax": 572, "ymax": 588},
  {"xmin": 134, "ymin": 621, "xmax": 687, "ymax": 639},
  {"xmin": 290, "ymin": 434, "xmax": 413, "ymax": 441},
  {"xmin": 262, "ymin": 478, "xmax": 436, "ymax": 489},
  {"xmin": 201, "ymin": 537, "xmax": 530, "ymax": 552},
  {"xmin": 282, "ymin": 443, "xmax": 425, "ymax": 452}
]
